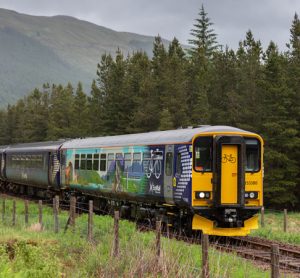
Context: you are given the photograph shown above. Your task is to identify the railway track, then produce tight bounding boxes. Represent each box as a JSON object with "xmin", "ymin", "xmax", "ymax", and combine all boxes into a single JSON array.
[{"xmin": 212, "ymin": 236, "xmax": 300, "ymax": 273}]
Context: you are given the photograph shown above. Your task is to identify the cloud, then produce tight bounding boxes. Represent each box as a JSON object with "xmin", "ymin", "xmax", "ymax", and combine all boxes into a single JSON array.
[{"xmin": 0, "ymin": 0, "xmax": 299, "ymax": 51}]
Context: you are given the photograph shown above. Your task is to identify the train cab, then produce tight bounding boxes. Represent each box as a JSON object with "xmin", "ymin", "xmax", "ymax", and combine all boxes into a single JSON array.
[{"xmin": 191, "ymin": 129, "xmax": 263, "ymax": 236}]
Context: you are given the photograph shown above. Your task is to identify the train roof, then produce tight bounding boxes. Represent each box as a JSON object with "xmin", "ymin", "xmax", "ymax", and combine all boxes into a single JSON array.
[
  {"xmin": 62, "ymin": 126, "xmax": 255, "ymax": 149},
  {"xmin": 5, "ymin": 140, "xmax": 66, "ymax": 153}
]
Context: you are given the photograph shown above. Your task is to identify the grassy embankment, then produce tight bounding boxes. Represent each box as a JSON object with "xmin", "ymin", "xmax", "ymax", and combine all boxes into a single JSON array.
[
  {"xmin": 251, "ymin": 210, "xmax": 300, "ymax": 245},
  {"xmin": 0, "ymin": 198, "xmax": 273, "ymax": 278}
]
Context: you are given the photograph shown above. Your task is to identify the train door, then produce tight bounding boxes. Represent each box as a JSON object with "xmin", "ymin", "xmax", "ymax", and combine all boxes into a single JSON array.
[
  {"xmin": 221, "ymin": 145, "xmax": 238, "ymax": 204},
  {"xmin": 164, "ymin": 145, "xmax": 174, "ymax": 204},
  {"xmin": 215, "ymin": 136, "xmax": 245, "ymax": 206}
]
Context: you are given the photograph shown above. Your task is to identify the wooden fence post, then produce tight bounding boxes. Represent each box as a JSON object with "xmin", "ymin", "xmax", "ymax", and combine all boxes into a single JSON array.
[
  {"xmin": 53, "ymin": 196, "xmax": 59, "ymax": 233},
  {"xmin": 271, "ymin": 244, "xmax": 280, "ymax": 278},
  {"xmin": 113, "ymin": 210, "xmax": 119, "ymax": 257},
  {"xmin": 166, "ymin": 220, "xmax": 170, "ymax": 238},
  {"xmin": 261, "ymin": 206, "xmax": 265, "ymax": 228},
  {"xmin": 24, "ymin": 200, "xmax": 29, "ymax": 225},
  {"xmin": 38, "ymin": 200, "xmax": 43, "ymax": 227},
  {"xmin": 283, "ymin": 209, "xmax": 287, "ymax": 233},
  {"xmin": 70, "ymin": 196, "xmax": 76, "ymax": 229},
  {"xmin": 88, "ymin": 200, "xmax": 93, "ymax": 241},
  {"xmin": 202, "ymin": 234, "xmax": 210, "ymax": 278},
  {"xmin": 156, "ymin": 220, "xmax": 161, "ymax": 260},
  {"xmin": 2, "ymin": 199, "xmax": 5, "ymax": 223},
  {"xmin": 12, "ymin": 200, "xmax": 16, "ymax": 226}
]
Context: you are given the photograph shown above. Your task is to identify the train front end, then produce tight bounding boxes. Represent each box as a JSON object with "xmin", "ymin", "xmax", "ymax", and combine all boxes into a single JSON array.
[{"xmin": 191, "ymin": 131, "xmax": 263, "ymax": 236}]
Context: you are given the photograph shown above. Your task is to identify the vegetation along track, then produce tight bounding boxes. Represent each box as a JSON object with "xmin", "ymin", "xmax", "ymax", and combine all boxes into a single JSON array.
[
  {"xmin": 3, "ymin": 192, "xmax": 300, "ymax": 274},
  {"xmin": 212, "ymin": 236, "xmax": 300, "ymax": 273}
]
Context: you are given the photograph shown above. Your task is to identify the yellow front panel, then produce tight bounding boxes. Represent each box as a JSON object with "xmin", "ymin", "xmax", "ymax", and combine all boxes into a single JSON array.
[
  {"xmin": 245, "ymin": 172, "xmax": 263, "ymax": 206},
  {"xmin": 221, "ymin": 145, "xmax": 238, "ymax": 204},
  {"xmin": 192, "ymin": 172, "xmax": 213, "ymax": 207}
]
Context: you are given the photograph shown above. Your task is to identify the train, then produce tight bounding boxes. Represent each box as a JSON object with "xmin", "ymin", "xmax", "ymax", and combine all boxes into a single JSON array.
[{"xmin": 0, "ymin": 126, "xmax": 263, "ymax": 236}]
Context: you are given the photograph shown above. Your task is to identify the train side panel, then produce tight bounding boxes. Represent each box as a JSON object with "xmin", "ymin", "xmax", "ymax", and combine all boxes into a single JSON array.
[
  {"xmin": 5, "ymin": 152, "xmax": 50, "ymax": 188},
  {"xmin": 61, "ymin": 145, "xmax": 168, "ymax": 203}
]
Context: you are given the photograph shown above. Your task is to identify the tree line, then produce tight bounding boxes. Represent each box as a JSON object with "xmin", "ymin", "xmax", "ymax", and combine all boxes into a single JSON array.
[{"xmin": 0, "ymin": 6, "xmax": 299, "ymax": 208}]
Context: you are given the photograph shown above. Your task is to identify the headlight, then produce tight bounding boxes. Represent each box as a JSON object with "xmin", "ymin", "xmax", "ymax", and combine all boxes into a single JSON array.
[
  {"xmin": 244, "ymin": 191, "xmax": 258, "ymax": 199},
  {"xmin": 195, "ymin": 191, "xmax": 211, "ymax": 199}
]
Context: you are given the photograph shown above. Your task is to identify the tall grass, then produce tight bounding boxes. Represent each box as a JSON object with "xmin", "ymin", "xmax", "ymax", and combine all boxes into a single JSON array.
[
  {"xmin": 0, "ymin": 198, "xmax": 276, "ymax": 277},
  {"xmin": 252, "ymin": 210, "xmax": 300, "ymax": 245}
]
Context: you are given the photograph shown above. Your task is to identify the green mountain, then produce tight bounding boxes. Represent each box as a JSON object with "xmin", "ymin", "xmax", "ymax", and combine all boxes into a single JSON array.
[{"xmin": 0, "ymin": 8, "xmax": 169, "ymax": 106}]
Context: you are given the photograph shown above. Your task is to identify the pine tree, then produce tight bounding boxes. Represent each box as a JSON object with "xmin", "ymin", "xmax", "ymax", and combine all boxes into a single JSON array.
[
  {"xmin": 0, "ymin": 110, "xmax": 9, "ymax": 144},
  {"xmin": 286, "ymin": 13, "xmax": 300, "ymax": 207},
  {"xmin": 261, "ymin": 42, "xmax": 298, "ymax": 207},
  {"xmin": 188, "ymin": 4, "xmax": 219, "ymax": 59},
  {"xmin": 159, "ymin": 108, "xmax": 174, "ymax": 130},
  {"xmin": 47, "ymin": 84, "xmax": 74, "ymax": 140},
  {"xmin": 164, "ymin": 38, "xmax": 188, "ymax": 128},
  {"xmin": 96, "ymin": 49, "xmax": 130, "ymax": 135},
  {"xmin": 209, "ymin": 47, "xmax": 240, "ymax": 125},
  {"xmin": 126, "ymin": 51, "xmax": 158, "ymax": 132},
  {"xmin": 71, "ymin": 82, "xmax": 88, "ymax": 138},
  {"xmin": 22, "ymin": 89, "xmax": 49, "ymax": 142},
  {"xmin": 88, "ymin": 79, "xmax": 104, "ymax": 136},
  {"xmin": 186, "ymin": 5, "xmax": 219, "ymax": 126},
  {"xmin": 235, "ymin": 30, "xmax": 263, "ymax": 131}
]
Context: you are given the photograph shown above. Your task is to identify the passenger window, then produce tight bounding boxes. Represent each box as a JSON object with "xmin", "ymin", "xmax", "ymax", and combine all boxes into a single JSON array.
[
  {"xmin": 80, "ymin": 154, "xmax": 86, "ymax": 170},
  {"xmin": 133, "ymin": 152, "xmax": 142, "ymax": 173},
  {"xmin": 86, "ymin": 154, "xmax": 93, "ymax": 170},
  {"xmin": 93, "ymin": 154, "xmax": 99, "ymax": 171},
  {"xmin": 75, "ymin": 154, "xmax": 80, "ymax": 170},
  {"xmin": 166, "ymin": 152, "xmax": 173, "ymax": 176},
  {"xmin": 124, "ymin": 153, "xmax": 132, "ymax": 172},
  {"xmin": 107, "ymin": 153, "xmax": 114, "ymax": 172},
  {"xmin": 100, "ymin": 153, "xmax": 107, "ymax": 171},
  {"xmin": 176, "ymin": 153, "xmax": 182, "ymax": 175}
]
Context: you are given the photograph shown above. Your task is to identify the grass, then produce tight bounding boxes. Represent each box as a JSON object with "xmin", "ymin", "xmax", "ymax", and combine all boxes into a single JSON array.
[
  {"xmin": 251, "ymin": 210, "xmax": 300, "ymax": 245},
  {"xmin": 0, "ymin": 198, "xmax": 274, "ymax": 278}
]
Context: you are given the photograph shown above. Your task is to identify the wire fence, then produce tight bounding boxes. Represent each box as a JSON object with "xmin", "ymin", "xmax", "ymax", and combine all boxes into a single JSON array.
[{"xmin": 0, "ymin": 196, "xmax": 298, "ymax": 277}]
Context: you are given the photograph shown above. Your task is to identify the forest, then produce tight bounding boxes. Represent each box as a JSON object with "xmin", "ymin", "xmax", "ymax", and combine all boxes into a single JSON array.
[{"xmin": 0, "ymin": 6, "xmax": 299, "ymax": 208}]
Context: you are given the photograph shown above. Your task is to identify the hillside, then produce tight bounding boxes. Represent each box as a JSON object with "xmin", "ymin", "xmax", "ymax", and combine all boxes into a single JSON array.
[{"xmin": 0, "ymin": 8, "xmax": 169, "ymax": 106}]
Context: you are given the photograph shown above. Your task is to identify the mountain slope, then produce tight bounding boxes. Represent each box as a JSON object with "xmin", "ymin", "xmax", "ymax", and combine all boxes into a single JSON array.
[{"xmin": 0, "ymin": 9, "xmax": 169, "ymax": 106}]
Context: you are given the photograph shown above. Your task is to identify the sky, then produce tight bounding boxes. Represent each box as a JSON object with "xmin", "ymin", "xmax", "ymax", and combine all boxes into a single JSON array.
[{"xmin": 0, "ymin": 0, "xmax": 299, "ymax": 51}]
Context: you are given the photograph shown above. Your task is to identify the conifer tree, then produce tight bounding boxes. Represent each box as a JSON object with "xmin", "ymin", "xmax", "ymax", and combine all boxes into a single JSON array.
[
  {"xmin": 209, "ymin": 47, "xmax": 240, "ymax": 125},
  {"xmin": 88, "ymin": 79, "xmax": 104, "ymax": 136},
  {"xmin": 163, "ymin": 38, "xmax": 188, "ymax": 128},
  {"xmin": 47, "ymin": 84, "xmax": 74, "ymax": 140},
  {"xmin": 126, "ymin": 51, "xmax": 158, "ymax": 132},
  {"xmin": 22, "ymin": 89, "xmax": 49, "ymax": 142},
  {"xmin": 235, "ymin": 30, "xmax": 263, "ymax": 131},
  {"xmin": 71, "ymin": 82, "xmax": 88, "ymax": 138},
  {"xmin": 0, "ymin": 110, "xmax": 8, "ymax": 145},
  {"xmin": 286, "ymin": 13, "xmax": 300, "ymax": 206},
  {"xmin": 188, "ymin": 4, "xmax": 219, "ymax": 59},
  {"xmin": 261, "ymin": 42, "xmax": 298, "ymax": 207},
  {"xmin": 159, "ymin": 108, "xmax": 174, "ymax": 130},
  {"xmin": 96, "ymin": 49, "xmax": 129, "ymax": 135},
  {"xmin": 186, "ymin": 5, "xmax": 218, "ymax": 126}
]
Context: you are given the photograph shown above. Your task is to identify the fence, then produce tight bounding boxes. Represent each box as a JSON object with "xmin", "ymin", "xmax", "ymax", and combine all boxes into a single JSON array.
[
  {"xmin": 260, "ymin": 207, "xmax": 292, "ymax": 233},
  {"xmin": 0, "ymin": 196, "xmax": 294, "ymax": 278}
]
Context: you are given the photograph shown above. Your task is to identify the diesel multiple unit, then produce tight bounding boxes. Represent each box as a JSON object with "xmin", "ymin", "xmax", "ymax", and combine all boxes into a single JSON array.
[{"xmin": 0, "ymin": 126, "xmax": 263, "ymax": 236}]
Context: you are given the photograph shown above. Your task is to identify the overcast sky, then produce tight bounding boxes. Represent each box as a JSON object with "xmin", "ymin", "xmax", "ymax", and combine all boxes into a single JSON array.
[{"xmin": 0, "ymin": 0, "xmax": 299, "ymax": 51}]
